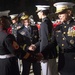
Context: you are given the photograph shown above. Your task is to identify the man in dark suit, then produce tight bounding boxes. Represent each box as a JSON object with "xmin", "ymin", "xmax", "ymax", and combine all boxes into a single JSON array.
[{"xmin": 17, "ymin": 15, "xmax": 41, "ymax": 75}]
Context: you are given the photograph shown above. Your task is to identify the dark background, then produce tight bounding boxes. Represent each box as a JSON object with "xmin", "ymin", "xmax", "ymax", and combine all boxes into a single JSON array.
[{"xmin": 0, "ymin": 0, "xmax": 75, "ymax": 21}]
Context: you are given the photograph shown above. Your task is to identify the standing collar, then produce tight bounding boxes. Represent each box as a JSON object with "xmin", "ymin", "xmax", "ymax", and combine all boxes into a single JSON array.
[{"xmin": 42, "ymin": 16, "xmax": 47, "ymax": 22}]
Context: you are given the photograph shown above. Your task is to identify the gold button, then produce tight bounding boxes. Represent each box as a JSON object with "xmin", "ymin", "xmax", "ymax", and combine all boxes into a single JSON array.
[
  {"xmin": 62, "ymin": 44, "xmax": 64, "ymax": 46},
  {"xmin": 57, "ymin": 35, "xmax": 58, "ymax": 37},
  {"xmin": 34, "ymin": 36, "xmax": 37, "ymax": 38},
  {"xmin": 62, "ymin": 38, "xmax": 65, "ymax": 40},
  {"xmin": 63, "ymin": 32, "xmax": 66, "ymax": 34},
  {"xmin": 64, "ymin": 26, "xmax": 66, "ymax": 28},
  {"xmin": 74, "ymin": 57, "xmax": 75, "ymax": 59},
  {"xmin": 70, "ymin": 40, "xmax": 74, "ymax": 44}
]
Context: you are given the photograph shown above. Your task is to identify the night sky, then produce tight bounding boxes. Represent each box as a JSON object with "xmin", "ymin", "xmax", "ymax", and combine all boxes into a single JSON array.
[
  {"xmin": 0, "ymin": 0, "xmax": 75, "ymax": 21},
  {"xmin": 0, "ymin": 0, "xmax": 75, "ymax": 13},
  {"xmin": 0, "ymin": 0, "xmax": 52, "ymax": 14}
]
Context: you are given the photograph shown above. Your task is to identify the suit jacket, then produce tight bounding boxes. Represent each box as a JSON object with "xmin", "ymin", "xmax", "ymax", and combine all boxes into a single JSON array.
[{"xmin": 35, "ymin": 17, "xmax": 57, "ymax": 59}]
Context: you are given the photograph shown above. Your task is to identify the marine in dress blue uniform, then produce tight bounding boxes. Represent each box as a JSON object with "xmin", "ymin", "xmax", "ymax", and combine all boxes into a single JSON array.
[
  {"xmin": 42, "ymin": 2, "xmax": 75, "ymax": 75},
  {"xmin": 17, "ymin": 15, "xmax": 41, "ymax": 75},
  {"xmin": 35, "ymin": 5, "xmax": 58, "ymax": 75},
  {"xmin": 10, "ymin": 14, "xmax": 22, "ymax": 38}
]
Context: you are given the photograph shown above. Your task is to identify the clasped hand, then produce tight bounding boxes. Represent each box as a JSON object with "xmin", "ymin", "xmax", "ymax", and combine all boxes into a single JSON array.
[
  {"xmin": 28, "ymin": 44, "xmax": 44, "ymax": 61},
  {"xmin": 28, "ymin": 44, "xmax": 36, "ymax": 51}
]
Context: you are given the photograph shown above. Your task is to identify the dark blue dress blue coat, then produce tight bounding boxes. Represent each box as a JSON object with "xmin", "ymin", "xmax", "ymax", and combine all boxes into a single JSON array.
[
  {"xmin": 42, "ymin": 19, "xmax": 75, "ymax": 75},
  {"xmin": 35, "ymin": 17, "xmax": 57, "ymax": 59}
]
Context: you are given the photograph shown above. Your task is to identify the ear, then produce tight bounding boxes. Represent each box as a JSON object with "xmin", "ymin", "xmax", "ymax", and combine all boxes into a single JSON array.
[{"xmin": 67, "ymin": 10, "xmax": 72, "ymax": 16}]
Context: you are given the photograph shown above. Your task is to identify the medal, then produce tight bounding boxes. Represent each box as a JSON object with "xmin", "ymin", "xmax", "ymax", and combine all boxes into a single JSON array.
[
  {"xmin": 70, "ymin": 40, "xmax": 74, "ymax": 44},
  {"xmin": 20, "ymin": 31, "xmax": 25, "ymax": 35}
]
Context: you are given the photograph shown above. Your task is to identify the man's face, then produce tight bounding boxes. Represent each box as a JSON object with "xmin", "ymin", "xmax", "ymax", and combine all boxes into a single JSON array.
[
  {"xmin": 58, "ymin": 12, "xmax": 68, "ymax": 22},
  {"xmin": 23, "ymin": 19, "xmax": 30, "ymax": 26},
  {"xmin": 12, "ymin": 17, "xmax": 18, "ymax": 24},
  {"xmin": 12, "ymin": 19, "xmax": 16, "ymax": 24}
]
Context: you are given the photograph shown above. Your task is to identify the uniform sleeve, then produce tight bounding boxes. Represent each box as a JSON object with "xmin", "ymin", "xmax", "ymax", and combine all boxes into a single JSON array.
[
  {"xmin": 3, "ymin": 34, "xmax": 31, "ymax": 59},
  {"xmin": 4, "ymin": 35, "xmax": 16, "ymax": 54}
]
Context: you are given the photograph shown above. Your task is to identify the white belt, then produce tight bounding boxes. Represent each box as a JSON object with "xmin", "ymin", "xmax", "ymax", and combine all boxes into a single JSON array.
[{"xmin": 0, "ymin": 54, "xmax": 15, "ymax": 59}]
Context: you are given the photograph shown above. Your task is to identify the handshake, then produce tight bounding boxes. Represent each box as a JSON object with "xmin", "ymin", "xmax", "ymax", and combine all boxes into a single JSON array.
[
  {"xmin": 28, "ymin": 44, "xmax": 36, "ymax": 51},
  {"xmin": 28, "ymin": 44, "xmax": 44, "ymax": 61}
]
